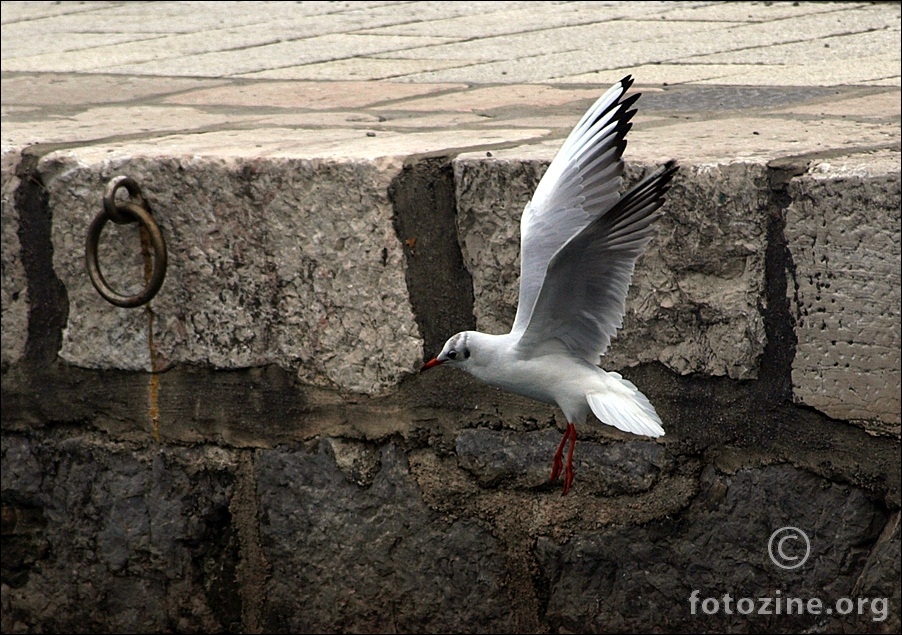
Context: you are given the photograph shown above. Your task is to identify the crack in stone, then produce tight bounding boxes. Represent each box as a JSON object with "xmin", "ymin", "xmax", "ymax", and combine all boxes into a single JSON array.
[
  {"xmin": 14, "ymin": 150, "xmax": 68, "ymax": 367},
  {"xmin": 758, "ymin": 158, "xmax": 809, "ymax": 402},
  {"xmin": 389, "ymin": 157, "xmax": 476, "ymax": 359}
]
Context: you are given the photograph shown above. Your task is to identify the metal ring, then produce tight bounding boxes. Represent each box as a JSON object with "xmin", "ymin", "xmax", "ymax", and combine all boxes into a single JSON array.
[
  {"xmin": 104, "ymin": 175, "xmax": 146, "ymax": 225},
  {"xmin": 86, "ymin": 201, "xmax": 167, "ymax": 308}
]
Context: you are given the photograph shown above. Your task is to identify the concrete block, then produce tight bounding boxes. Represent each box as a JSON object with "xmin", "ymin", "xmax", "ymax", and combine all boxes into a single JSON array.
[
  {"xmin": 453, "ymin": 155, "xmax": 768, "ymax": 379},
  {"xmin": 786, "ymin": 152, "xmax": 901, "ymax": 432},
  {"xmin": 41, "ymin": 151, "xmax": 423, "ymax": 394},
  {"xmin": 1, "ymin": 148, "xmax": 27, "ymax": 366}
]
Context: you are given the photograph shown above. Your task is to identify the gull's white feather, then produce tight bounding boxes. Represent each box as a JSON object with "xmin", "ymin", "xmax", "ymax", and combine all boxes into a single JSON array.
[{"xmin": 424, "ymin": 76, "xmax": 678, "ymax": 492}]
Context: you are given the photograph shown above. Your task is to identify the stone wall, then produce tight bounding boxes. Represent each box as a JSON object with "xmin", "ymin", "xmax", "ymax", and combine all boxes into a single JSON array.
[{"xmin": 2, "ymin": 141, "xmax": 900, "ymax": 632}]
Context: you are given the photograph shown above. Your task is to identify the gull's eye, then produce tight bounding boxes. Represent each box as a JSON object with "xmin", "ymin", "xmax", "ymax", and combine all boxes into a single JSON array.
[{"xmin": 447, "ymin": 350, "xmax": 457, "ymax": 360}]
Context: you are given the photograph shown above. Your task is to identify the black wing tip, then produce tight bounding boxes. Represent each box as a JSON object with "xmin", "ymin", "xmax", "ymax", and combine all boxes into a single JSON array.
[
  {"xmin": 652, "ymin": 160, "xmax": 680, "ymax": 198},
  {"xmin": 657, "ymin": 165, "xmax": 680, "ymax": 206},
  {"xmin": 660, "ymin": 159, "xmax": 679, "ymax": 176},
  {"xmin": 661, "ymin": 160, "xmax": 680, "ymax": 188},
  {"xmin": 623, "ymin": 160, "xmax": 680, "ymax": 209},
  {"xmin": 620, "ymin": 93, "xmax": 641, "ymax": 112},
  {"xmin": 620, "ymin": 75, "xmax": 640, "ymax": 104},
  {"xmin": 586, "ymin": 87, "xmax": 640, "ymax": 135},
  {"xmin": 648, "ymin": 160, "xmax": 679, "ymax": 188}
]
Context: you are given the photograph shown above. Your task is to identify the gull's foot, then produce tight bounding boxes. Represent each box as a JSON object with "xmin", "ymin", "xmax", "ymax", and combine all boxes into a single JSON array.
[
  {"xmin": 550, "ymin": 423, "xmax": 577, "ymax": 495},
  {"xmin": 550, "ymin": 425, "xmax": 568, "ymax": 483}
]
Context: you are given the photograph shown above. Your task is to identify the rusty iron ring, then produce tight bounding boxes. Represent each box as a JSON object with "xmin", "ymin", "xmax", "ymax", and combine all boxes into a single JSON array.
[
  {"xmin": 86, "ymin": 200, "xmax": 167, "ymax": 308},
  {"xmin": 103, "ymin": 175, "xmax": 146, "ymax": 225}
]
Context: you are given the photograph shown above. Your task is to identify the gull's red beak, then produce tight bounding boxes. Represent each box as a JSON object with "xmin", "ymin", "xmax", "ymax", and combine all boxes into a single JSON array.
[{"xmin": 420, "ymin": 357, "xmax": 444, "ymax": 372}]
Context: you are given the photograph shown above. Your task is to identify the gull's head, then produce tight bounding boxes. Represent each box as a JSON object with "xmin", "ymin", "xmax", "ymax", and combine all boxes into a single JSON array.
[{"xmin": 421, "ymin": 331, "xmax": 473, "ymax": 372}]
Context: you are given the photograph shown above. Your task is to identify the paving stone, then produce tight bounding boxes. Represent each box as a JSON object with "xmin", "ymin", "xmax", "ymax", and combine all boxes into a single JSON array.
[
  {"xmin": 162, "ymin": 79, "xmax": 463, "ymax": 109},
  {"xmin": 240, "ymin": 57, "xmax": 468, "ymax": 81},
  {"xmin": 384, "ymin": 84, "xmax": 602, "ymax": 112},
  {"xmin": 2, "ymin": 105, "xmax": 256, "ymax": 147},
  {"xmin": 109, "ymin": 33, "xmax": 454, "ymax": 78},
  {"xmin": 626, "ymin": 115, "xmax": 899, "ymax": 165}
]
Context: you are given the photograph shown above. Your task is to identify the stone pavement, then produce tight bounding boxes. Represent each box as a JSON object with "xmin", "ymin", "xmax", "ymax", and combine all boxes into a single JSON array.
[
  {"xmin": 1, "ymin": 0, "xmax": 900, "ymax": 160},
  {"xmin": 2, "ymin": 1, "xmax": 900, "ymax": 84}
]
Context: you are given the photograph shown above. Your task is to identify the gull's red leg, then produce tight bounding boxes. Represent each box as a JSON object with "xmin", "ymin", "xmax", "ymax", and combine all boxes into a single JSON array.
[
  {"xmin": 549, "ymin": 425, "xmax": 570, "ymax": 483},
  {"xmin": 550, "ymin": 423, "xmax": 578, "ymax": 492},
  {"xmin": 562, "ymin": 423, "xmax": 577, "ymax": 496}
]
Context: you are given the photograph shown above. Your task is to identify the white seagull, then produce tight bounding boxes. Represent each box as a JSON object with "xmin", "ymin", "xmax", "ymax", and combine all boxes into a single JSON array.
[{"xmin": 422, "ymin": 76, "xmax": 677, "ymax": 494}]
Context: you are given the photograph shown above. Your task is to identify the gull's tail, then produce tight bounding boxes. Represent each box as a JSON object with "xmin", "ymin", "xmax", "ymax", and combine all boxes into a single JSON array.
[{"xmin": 586, "ymin": 372, "xmax": 665, "ymax": 437}]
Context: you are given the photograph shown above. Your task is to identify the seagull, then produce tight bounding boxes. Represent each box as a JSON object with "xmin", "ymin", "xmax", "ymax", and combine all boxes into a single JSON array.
[{"xmin": 421, "ymin": 76, "xmax": 678, "ymax": 495}]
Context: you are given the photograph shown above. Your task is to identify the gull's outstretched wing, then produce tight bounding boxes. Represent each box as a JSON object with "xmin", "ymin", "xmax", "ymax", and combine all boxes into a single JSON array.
[
  {"xmin": 515, "ymin": 160, "xmax": 679, "ymax": 363},
  {"xmin": 510, "ymin": 76, "xmax": 639, "ymax": 338}
]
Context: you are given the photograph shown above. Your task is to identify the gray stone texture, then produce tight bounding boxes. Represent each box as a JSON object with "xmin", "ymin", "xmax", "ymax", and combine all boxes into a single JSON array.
[
  {"xmin": 4, "ymin": 431, "xmax": 898, "ymax": 633},
  {"xmin": 256, "ymin": 441, "xmax": 525, "ymax": 632},
  {"xmin": 786, "ymin": 153, "xmax": 901, "ymax": 432},
  {"xmin": 2, "ymin": 2, "xmax": 900, "ymax": 633},
  {"xmin": 455, "ymin": 428, "xmax": 668, "ymax": 496},
  {"xmin": 1, "ymin": 434, "xmax": 239, "ymax": 633},
  {"xmin": 453, "ymin": 157, "xmax": 768, "ymax": 379},
  {"xmin": 1, "ymin": 148, "xmax": 27, "ymax": 366},
  {"xmin": 41, "ymin": 152, "xmax": 422, "ymax": 394},
  {"xmin": 535, "ymin": 464, "xmax": 897, "ymax": 633}
]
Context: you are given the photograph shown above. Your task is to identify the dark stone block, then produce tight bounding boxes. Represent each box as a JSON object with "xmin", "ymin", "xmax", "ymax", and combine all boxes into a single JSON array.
[
  {"xmin": 455, "ymin": 427, "xmax": 668, "ymax": 495},
  {"xmin": 535, "ymin": 464, "xmax": 893, "ymax": 633},
  {"xmin": 256, "ymin": 440, "xmax": 520, "ymax": 633},
  {"xmin": 0, "ymin": 434, "xmax": 237, "ymax": 633}
]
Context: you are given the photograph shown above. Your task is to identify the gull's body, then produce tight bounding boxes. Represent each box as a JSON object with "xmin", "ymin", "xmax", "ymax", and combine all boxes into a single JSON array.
[{"xmin": 422, "ymin": 76, "xmax": 677, "ymax": 493}]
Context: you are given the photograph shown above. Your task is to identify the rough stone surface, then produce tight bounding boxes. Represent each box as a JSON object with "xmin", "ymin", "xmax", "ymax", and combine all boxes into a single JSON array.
[
  {"xmin": 850, "ymin": 511, "xmax": 901, "ymax": 632},
  {"xmin": 1, "ymin": 394, "xmax": 899, "ymax": 633},
  {"xmin": 255, "ymin": 441, "xmax": 525, "ymax": 633},
  {"xmin": 0, "ymin": 434, "xmax": 239, "ymax": 633},
  {"xmin": 41, "ymin": 151, "xmax": 422, "ymax": 394},
  {"xmin": 455, "ymin": 428, "xmax": 668, "ymax": 496},
  {"xmin": 786, "ymin": 153, "xmax": 901, "ymax": 433},
  {"xmin": 535, "ymin": 464, "xmax": 896, "ymax": 633},
  {"xmin": 452, "ymin": 156, "xmax": 543, "ymax": 335},
  {"xmin": 453, "ymin": 156, "xmax": 768, "ymax": 379},
  {"xmin": 2, "ymin": 3, "xmax": 901, "ymax": 632},
  {"xmin": 0, "ymin": 148, "xmax": 27, "ymax": 367}
]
